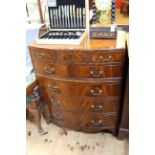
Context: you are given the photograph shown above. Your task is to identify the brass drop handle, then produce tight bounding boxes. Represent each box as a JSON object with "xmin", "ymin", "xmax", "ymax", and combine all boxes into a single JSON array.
[
  {"xmin": 48, "ymin": 84, "xmax": 58, "ymax": 91},
  {"xmin": 53, "ymin": 113, "xmax": 63, "ymax": 120},
  {"xmin": 90, "ymin": 89, "xmax": 103, "ymax": 96},
  {"xmin": 91, "ymin": 104, "xmax": 103, "ymax": 111},
  {"xmin": 91, "ymin": 120, "xmax": 103, "ymax": 126},
  {"xmin": 44, "ymin": 66, "xmax": 55, "ymax": 74},
  {"xmin": 35, "ymin": 52, "xmax": 44, "ymax": 58},
  {"xmin": 90, "ymin": 70, "xmax": 103, "ymax": 78},
  {"xmin": 98, "ymin": 55, "xmax": 112, "ymax": 62},
  {"xmin": 50, "ymin": 98, "xmax": 61, "ymax": 105}
]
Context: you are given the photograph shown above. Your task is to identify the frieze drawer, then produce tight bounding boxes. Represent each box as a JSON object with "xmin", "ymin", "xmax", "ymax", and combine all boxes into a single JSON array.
[
  {"xmin": 30, "ymin": 48, "xmax": 56, "ymax": 61},
  {"xmin": 87, "ymin": 50, "xmax": 125, "ymax": 63},
  {"xmin": 56, "ymin": 50, "xmax": 86, "ymax": 63}
]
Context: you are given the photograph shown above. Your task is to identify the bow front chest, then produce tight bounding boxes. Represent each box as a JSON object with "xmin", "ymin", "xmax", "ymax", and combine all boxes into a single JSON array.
[{"xmin": 29, "ymin": 31, "xmax": 127, "ymax": 135}]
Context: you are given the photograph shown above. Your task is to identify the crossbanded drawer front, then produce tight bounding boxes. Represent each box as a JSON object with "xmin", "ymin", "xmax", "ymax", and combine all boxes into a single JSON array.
[
  {"xmin": 30, "ymin": 49, "xmax": 56, "ymax": 60},
  {"xmin": 52, "ymin": 110, "xmax": 118, "ymax": 129},
  {"xmin": 87, "ymin": 50, "xmax": 125, "ymax": 63},
  {"xmin": 46, "ymin": 80, "xmax": 121, "ymax": 97},
  {"xmin": 33, "ymin": 60, "xmax": 71, "ymax": 77},
  {"xmin": 49, "ymin": 94, "xmax": 120, "ymax": 114},
  {"xmin": 72, "ymin": 64, "xmax": 123, "ymax": 78},
  {"xmin": 56, "ymin": 50, "xmax": 86, "ymax": 63}
]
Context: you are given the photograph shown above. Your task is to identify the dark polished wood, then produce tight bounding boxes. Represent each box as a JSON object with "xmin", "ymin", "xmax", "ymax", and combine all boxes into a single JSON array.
[
  {"xmin": 118, "ymin": 40, "xmax": 129, "ymax": 139},
  {"xmin": 32, "ymin": 59, "xmax": 124, "ymax": 79},
  {"xmin": 49, "ymin": 94, "xmax": 120, "ymax": 114},
  {"xmin": 29, "ymin": 33, "xmax": 127, "ymax": 136},
  {"xmin": 37, "ymin": 75, "xmax": 122, "ymax": 97},
  {"xmin": 72, "ymin": 64, "xmax": 123, "ymax": 78},
  {"xmin": 118, "ymin": 72, "xmax": 129, "ymax": 139},
  {"xmin": 52, "ymin": 110, "xmax": 118, "ymax": 132},
  {"xmin": 30, "ymin": 48, "xmax": 125, "ymax": 64}
]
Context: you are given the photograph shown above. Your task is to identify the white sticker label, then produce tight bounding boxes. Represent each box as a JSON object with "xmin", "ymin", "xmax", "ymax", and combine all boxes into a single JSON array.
[
  {"xmin": 111, "ymin": 25, "xmax": 116, "ymax": 32},
  {"xmin": 48, "ymin": 0, "xmax": 57, "ymax": 7}
]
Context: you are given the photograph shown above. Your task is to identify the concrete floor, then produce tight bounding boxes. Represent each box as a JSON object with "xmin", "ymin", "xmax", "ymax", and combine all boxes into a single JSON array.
[{"xmin": 26, "ymin": 117, "xmax": 129, "ymax": 155}]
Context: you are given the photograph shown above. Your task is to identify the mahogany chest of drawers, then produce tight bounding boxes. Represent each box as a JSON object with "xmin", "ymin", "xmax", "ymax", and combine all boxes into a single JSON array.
[{"xmin": 29, "ymin": 31, "xmax": 127, "ymax": 136}]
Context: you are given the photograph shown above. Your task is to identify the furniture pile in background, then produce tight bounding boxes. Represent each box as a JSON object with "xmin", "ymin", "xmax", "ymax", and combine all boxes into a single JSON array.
[{"xmin": 120, "ymin": 0, "xmax": 129, "ymax": 15}]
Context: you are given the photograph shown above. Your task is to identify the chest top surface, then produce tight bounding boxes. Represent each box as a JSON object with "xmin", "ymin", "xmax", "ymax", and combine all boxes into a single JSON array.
[{"xmin": 29, "ymin": 31, "xmax": 126, "ymax": 50}]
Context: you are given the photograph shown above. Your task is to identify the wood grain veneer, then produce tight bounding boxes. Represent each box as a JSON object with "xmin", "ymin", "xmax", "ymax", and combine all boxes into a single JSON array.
[{"xmin": 29, "ymin": 32, "xmax": 127, "ymax": 136}]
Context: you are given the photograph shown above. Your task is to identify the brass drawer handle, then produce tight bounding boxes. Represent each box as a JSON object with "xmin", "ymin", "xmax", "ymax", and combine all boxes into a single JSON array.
[
  {"xmin": 91, "ymin": 120, "xmax": 103, "ymax": 126},
  {"xmin": 48, "ymin": 84, "xmax": 58, "ymax": 91},
  {"xmin": 53, "ymin": 113, "xmax": 63, "ymax": 120},
  {"xmin": 51, "ymin": 98, "xmax": 61, "ymax": 105},
  {"xmin": 44, "ymin": 66, "xmax": 55, "ymax": 74},
  {"xmin": 90, "ymin": 70, "xmax": 103, "ymax": 78},
  {"xmin": 35, "ymin": 52, "xmax": 44, "ymax": 58},
  {"xmin": 91, "ymin": 104, "xmax": 103, "ymax": 111},
  {"xmin": 98, "ymin": 55, "xmax": 112, "ymax": 62},
  {"xmin": 90, "ymin": 89, "xmax": 103, "ymax": 96}
]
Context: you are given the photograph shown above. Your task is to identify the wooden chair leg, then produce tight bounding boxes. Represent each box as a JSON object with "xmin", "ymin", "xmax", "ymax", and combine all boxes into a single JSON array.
[
  {"xmin": 28, "ymin": 109, "xmax": 48, "ymax": 135},
  {"xmin": 32, "ymin": 110, "xmax": 42, "ymax": 130}
]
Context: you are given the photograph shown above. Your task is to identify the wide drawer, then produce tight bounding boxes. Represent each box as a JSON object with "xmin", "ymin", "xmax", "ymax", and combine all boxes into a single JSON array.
[
  {"xmin": 49, "ymin": 94, "xmax": 120, "ymax": 114},
  {"xmin": 47, "ymin": 81, "xmax": 121, "ymax": 97},
  {"xmin": 87, "ymin": 50, "xmax": 125, "ymax": 63},
  {"xmin": 52, "ymin": 110, "xmax": 118, "ymax": 129},
  {"xmin": 72, "ymin": 64, "xmax": 123, "ymax": 78},
  {"xmin": 37, "ymin": 76, "xmax": 122, "ymax": 97}
]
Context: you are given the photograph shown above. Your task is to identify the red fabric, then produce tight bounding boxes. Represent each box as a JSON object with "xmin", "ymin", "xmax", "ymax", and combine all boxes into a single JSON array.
[{"xmin": 116, "ymin": 0, "xmax": 121, "ymax": 8}]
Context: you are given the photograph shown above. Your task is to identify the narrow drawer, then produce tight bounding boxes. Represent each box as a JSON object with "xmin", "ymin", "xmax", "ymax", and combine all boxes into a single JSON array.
[
  {"xmin": 87, "ymin": 50, "xmax": 125, "ymax": 63},
  {"xmin": 30, "ymin": 48, "xmax": 56, "ymax": 60},
  {"xmin": 49, "ymin": 94, "xmax": 120, "ymax": 114},
  {"xmin": 33, "ymin": 60, "xmax": 71, "ymax": 77},
  {"xmin": 52, "ymin": 110, "xmax": 118, "ymax": 129},
  {"xmin": 72, "ymin": 64, "xmax": 123, "ymax": 78},
  {"xmin": 56, "ymin": 50, "xmax": 86, "ymax": 63}
]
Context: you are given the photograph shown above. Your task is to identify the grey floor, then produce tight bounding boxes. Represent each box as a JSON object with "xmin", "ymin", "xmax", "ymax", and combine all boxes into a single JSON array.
[{"xmin": 26, "ymin": 117, "xmax": 129, "ymax": 155}]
